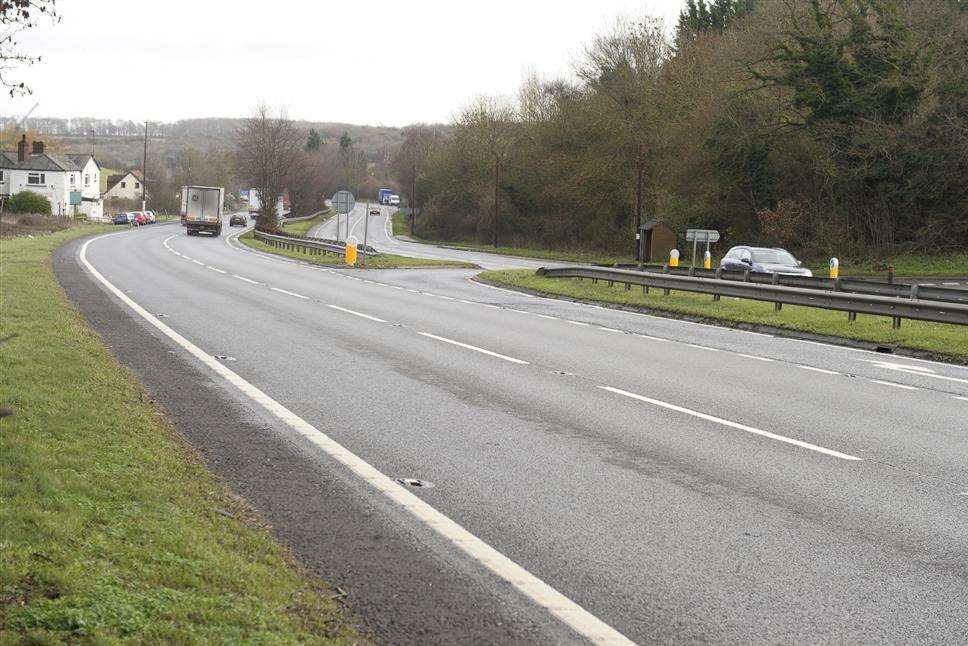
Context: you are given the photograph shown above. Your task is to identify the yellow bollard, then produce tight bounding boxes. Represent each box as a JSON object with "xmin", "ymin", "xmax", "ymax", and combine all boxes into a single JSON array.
[
  {"xmin": 829, "ymin": 257, "xmax": 839, "ymax": 280},
  {"xmin": 345, "ymin": 235, "xmax": 359, "ymax": 266},
  {"xmin": 703, "ymin": 250, "xmax": 712, "ymax": 270},
  {"xmin": 669, "ymin": 249, "xmax": 680, "ymax": 268}
]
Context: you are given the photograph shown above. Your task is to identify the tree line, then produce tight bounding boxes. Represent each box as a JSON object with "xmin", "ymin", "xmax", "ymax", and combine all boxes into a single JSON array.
[{"xmin": 392, "ymin": 0, "xmax": 968, "ymax": 259}]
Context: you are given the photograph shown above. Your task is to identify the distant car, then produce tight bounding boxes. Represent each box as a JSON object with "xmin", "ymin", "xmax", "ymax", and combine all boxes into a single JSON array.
[
  {"xmin": 720, "ymin": 246, "xmax": 812, "ymax": 276},
  {"xmin": 369, "ymin": 207, "xmax": 381, "ymax": 216},
  {"xmin": 229, "ymin": 213, "xmax": 247, "ymax": 227},
  {"xmin": 112, "ymin": 212, "xmax": 131, "ymax": 225},
  {"xmin": 144, "ymin": 210, "xmax": 156, "ymax": 223},
  {"xmin": 133, "ymin": 212, "xmax": 147, "ymax": 226}
]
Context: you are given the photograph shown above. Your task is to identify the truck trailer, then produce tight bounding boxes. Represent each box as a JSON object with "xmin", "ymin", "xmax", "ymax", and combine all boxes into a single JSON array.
[
  {"xmin": 181, "ymin": 186, "xmax": 225, "ymax": 236},
  {"xmin": 378, "ymin": 188, "xmax": 393, "ymax": 204}
]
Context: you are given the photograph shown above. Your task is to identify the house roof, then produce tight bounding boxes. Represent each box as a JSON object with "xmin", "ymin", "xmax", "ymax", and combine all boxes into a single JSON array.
[
  {"xmin": 0, "ymin": 151, "xmax": 83, "ymax": 172},
  {"xmin": 105, "ymin": 170, "xmax": 145, "ymax": 193},
  {"xmin": 66, "ymin": 153, "xmax": 100, "ymax": 170},
  {"xmin": 0, "ymin": 151, "xmax": 99, "ymax": 173}
]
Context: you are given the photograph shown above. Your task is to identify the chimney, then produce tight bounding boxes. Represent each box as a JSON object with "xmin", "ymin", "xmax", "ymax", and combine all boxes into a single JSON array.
[
  {"xmin": 17, "ymin": 135, "xmax": 27, "ymax": 162},
  {"xmin": 32, "ymin": 140, "xmax": 45, "ymax": 155}
]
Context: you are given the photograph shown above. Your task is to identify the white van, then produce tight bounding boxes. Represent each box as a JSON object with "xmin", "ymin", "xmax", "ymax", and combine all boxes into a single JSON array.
[{"xmin": 388, "ymin": 194, "xmax": 400, "ymax": 206}]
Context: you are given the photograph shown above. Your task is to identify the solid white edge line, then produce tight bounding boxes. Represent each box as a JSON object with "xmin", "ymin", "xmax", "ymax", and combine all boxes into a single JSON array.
[
  {"xmin": 870, "ymin": 380, "xmax": 919, "ymax": 391},
  {"xmin": 599, "ymin": 385, "xmax": 862, "ymax": 461},
  {"xmin": 233, "ymin": 274, "xmax": 259, "ymax": 284},
  {"xmin": 418, "ymin": 332, "xmax": 529, "ymax": 365},
  {"xmin": 271, "ymin": 287, "xmax": 309, "ymax": 299},
  {"xmin": 80, "ymin": 232, "xmax": 631, "ymax": 646},
  {"xmin": 326, "ymin": 304, "xmax": 387, "ymax": 323}
]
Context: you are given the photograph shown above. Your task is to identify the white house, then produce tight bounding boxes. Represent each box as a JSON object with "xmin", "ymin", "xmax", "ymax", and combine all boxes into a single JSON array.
[
  {"xmin": 0, "ymin": 136, "xmax": 103, "ymax": 219},
  {"xmin": 103, "ymin": 170, "xmax": 145, "ymax": 202}
]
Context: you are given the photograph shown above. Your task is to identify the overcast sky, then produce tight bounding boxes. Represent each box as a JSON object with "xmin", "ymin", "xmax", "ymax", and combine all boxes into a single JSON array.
[{"xmin": 7, "ymin": 0, "xmax": 686, "ymax": 127}]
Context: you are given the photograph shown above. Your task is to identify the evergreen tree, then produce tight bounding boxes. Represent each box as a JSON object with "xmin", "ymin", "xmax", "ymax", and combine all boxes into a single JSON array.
[{"xmin": 305, "ymin": 128, "xmax": 321, "ymax": 152}]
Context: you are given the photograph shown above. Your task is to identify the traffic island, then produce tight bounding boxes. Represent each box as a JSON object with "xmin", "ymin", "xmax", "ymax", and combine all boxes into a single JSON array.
[
  {"xmin": 477, "ymin": 269, "xmax": 968, "ymax": 364},
  {"xmin": 1, "ymin": 227, "xmax": 358, "ymax": 643},
  {"xmin": 238, "ymin": 229, "xmax": 478, "ymax": 269}
]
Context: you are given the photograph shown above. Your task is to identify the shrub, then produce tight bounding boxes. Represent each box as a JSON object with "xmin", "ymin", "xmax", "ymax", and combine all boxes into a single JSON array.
[{"xmin": 6, "ymin": 191, "xmax": 52, "ymax": 215}]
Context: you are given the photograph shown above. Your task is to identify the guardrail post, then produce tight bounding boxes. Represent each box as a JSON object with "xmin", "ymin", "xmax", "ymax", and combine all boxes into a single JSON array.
[
  {"xmin": 743, "ymin": 270, "xmax": 750, "ymax": 282},
  {"xmin": 662, "ymin": 264, "xmax": 670, "ymax": 296},
  {"xmin": 888, "ymin": 265, "xmax": 895, "ymax": 284},
  {"xmin": 713, "ymin": 268, "xmax": 722, "ymax": 301},
  {"xmin": 772, "ymin": 273, "xmax": 782, "ymax": 311},
  {"xmin": 848, "ymin": 312, "xmax": 857, "ymax": 322}
]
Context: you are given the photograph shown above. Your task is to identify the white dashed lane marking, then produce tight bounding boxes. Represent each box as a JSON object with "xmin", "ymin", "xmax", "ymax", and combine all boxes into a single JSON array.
[
  {"xmin": 271, "ymin": 287, "xmax": 309, "ymax": 299},
  {"xmin": 600, "ymin": 386, "xmax": 862, "ymax": 461},
  {"xmin": 418, "ymin": 332, "xmax": 529, "ymax": 365}
]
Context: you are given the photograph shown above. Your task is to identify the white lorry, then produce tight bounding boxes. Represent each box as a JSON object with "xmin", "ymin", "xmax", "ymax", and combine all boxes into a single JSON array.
[{"xmin": 181, "ymin": 186, "xmax": 225, "ymax": 237}]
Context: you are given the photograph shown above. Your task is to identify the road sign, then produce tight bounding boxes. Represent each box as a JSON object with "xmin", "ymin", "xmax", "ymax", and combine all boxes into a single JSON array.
[
  {"xmin": 686, "ymin": 229, "xmax": 720, "ymax": 268},
  {"xmin": 685, "ymin": 229, "xmax": 720, "ymax": 243},
  {"xmin": 332, "ymin": 190, "xmax": 355, "ymax": 215}
]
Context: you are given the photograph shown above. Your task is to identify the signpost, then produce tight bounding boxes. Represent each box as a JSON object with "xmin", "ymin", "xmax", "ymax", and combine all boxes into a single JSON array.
[
  {"xmin": 332, "ymin": 190, "xmax": 355, "ymax": 242},
  {"xmin": 685, "ymin": 229, "xmax": 720, "ymax": 268}
]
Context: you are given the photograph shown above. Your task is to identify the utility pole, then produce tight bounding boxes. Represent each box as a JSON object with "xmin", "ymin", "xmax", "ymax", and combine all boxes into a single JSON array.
[
  {"xmin": 410, "ymin": 160, "xmax": 416, "ymax": 237},
  {"xmin": 141, "ymin": 121, "xmax": 149, "ymax": 212},
  {"xmin": 634, "ymin": 144, "xmax": 644, "ymax": 261},
  {"xmin": 492, "ymin": 156, "xmax": 500, "ymax": 247}
]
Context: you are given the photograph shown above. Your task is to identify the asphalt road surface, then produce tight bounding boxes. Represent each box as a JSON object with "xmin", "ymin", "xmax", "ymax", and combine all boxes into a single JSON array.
[{"xmin": 58, "ymin": 215, "xmax": 968, "ymax": 644}]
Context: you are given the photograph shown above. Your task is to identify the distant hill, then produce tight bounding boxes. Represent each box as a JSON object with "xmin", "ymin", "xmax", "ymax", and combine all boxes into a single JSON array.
[{"xmin": 0, "ymin": 116, "xmax": 406, "ymax": 170}]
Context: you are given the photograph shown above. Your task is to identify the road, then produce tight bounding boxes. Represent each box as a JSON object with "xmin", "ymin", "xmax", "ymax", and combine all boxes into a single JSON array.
[
  {"xmin": 58, "ymin": 215, "xmax": 968, "ymax": 644},
  {"xmin": 310, "ymin": 203, "xmax": 557, "ymax": 270}
]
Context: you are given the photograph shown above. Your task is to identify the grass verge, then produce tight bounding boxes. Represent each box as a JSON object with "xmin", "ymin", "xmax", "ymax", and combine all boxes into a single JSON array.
[
  {"xmin": 480, "ymin": 268, "xmax": 968, "ymax": 361},
  {"xmin": 0, "ymin": 227, "xmax": 358, "ymax": 643},
  {"xmin": 239, "ymin": 230, "xmax": 477, "ymax": 269},
  {"xmin": 283, "ymin": 208, "xmax": 333, "ymax": 237},
  {"xmin": 806, "ymin": 251, "xmax": 968, "ymax": 278}
]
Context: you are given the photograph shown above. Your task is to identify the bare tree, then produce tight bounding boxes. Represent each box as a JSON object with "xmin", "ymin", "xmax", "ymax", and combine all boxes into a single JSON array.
[
  {"xmin": 235, "ymin": 104, "xmax": 302, "ymax": 227},
  {"xmin": 457, "ymin": 96, "xmax": 517, "ymax": 246},
  {"xmin": 577, "ymin": 18, "xmax": 672, "ymax": 258},
  {"xmin": 1, "ymin": 0, "xmax": 59, "ymax": 96},
  {"xmin": 391, "ymin": 124, "xmax": 442, "ymax": 236}
]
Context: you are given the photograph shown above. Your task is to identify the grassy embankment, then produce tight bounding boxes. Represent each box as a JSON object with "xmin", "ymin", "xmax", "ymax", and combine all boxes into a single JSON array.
[
  {"xmin": 389, "ymin": 213, "xmax": 633, "ymax": 265},
  {"xmin": 480, "ymin": 268, "xmax": 968, "ymax": 360},
  {"xmin": 282, "ymin": 209, "xmax": 333, "ymax": 237},
  {"xmin": 0, "ymin": 227, "xmax": 358, "ymax": 643},
  {"xmin": 392, "ymin": 213, "xmax": 968, "ymax": 277},
  {"xmin": 240, "ymin": 229, "xmax": 476, "ymax": 269}
]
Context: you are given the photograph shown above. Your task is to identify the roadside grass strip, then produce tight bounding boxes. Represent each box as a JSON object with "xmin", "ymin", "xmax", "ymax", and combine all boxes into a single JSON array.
[
  {"xmin": 238, "ymin": 230, "xmax": 476, "ymax": 269},
  {"xmin": 0, "ymin": 228, "xmax": 356, "ymax": 643},
  {"xmin": 479, "ymin": 269, "xmax": 968, "ymax": 361}
]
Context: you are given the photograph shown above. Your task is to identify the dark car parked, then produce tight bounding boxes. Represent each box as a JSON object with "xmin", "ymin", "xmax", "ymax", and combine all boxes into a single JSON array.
[
  {"xmin": 112, "ymin": 212, "xmax": 132, "ymax": 225},
  {"xmin": 720, "ymin": 246, "xmax": 812, "ymax": 276},
  {"xmin": 229, "ymin": 213, "xmax": 247, "ymax": 227}
]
